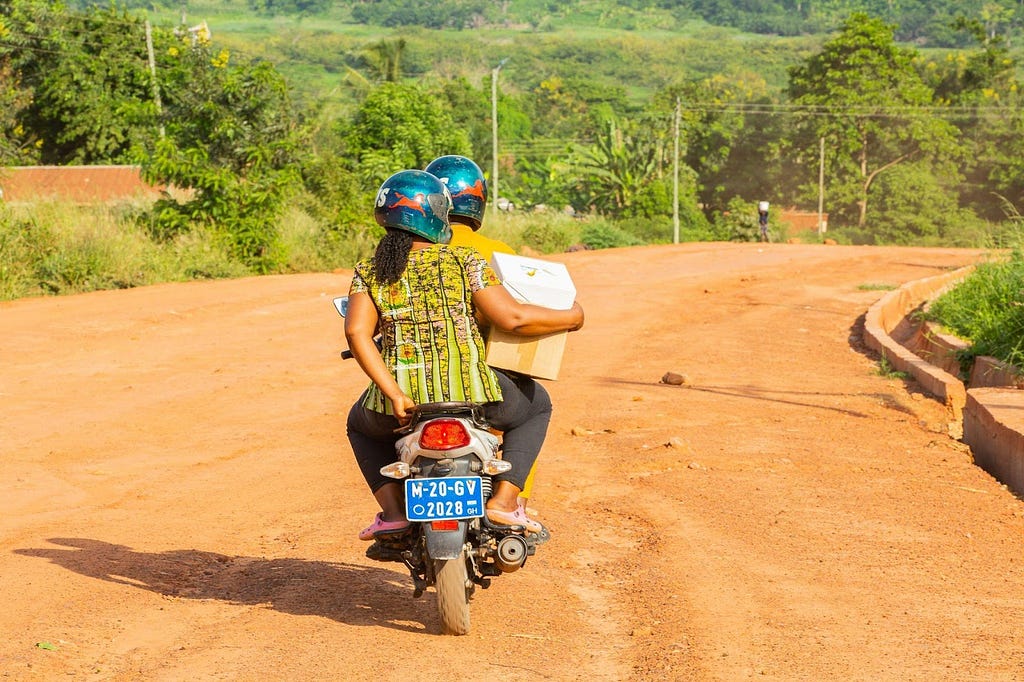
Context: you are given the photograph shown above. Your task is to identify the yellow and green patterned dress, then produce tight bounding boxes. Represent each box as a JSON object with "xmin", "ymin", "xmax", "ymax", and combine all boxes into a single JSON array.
[{"xmin": 349, "ymin": 244, "xmax": 504, "ymax": 415}]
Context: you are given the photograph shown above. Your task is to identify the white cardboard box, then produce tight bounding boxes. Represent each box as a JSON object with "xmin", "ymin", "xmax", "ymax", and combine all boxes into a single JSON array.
[
  {"xmin": 490, "ymin": 253, "xmax": 576, "ymax": 310},
  {"xmin": 485, "ymin": 253, "xmax": 576, "ymax": 380}
]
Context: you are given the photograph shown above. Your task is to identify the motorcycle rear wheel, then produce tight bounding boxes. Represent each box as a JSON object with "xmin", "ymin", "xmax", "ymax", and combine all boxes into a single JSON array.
[{"xmin": 434, "ymin": 556, "xmax": 471, "ymax": 635}]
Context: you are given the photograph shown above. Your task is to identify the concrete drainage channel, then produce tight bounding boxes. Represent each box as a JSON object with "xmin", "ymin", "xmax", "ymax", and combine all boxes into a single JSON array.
[{"xmin": 863, "ymin": 265, "xmax": 1024, "ymax": 496}]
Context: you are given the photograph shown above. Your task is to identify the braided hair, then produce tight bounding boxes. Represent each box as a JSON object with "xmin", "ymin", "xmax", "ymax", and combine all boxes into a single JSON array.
[{"xmin": 373, "ymin": 228, "xmax": 414, "ymax": 285}]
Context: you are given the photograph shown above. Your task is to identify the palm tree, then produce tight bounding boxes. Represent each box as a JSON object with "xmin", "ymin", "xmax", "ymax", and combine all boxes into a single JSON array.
[{"xmin": 571, "ymin": 118, "xmax": 664, "ymax": 216}]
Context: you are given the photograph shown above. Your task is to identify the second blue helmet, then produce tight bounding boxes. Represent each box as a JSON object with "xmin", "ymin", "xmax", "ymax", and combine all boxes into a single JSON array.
[{"xmin": 424, "ymin": 155, "xmax": 488, "ymax": 230}]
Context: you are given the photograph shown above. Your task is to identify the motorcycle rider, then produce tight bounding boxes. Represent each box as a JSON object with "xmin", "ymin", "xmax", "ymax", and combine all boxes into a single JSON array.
[
  {"xmin": 423, "ymin": 155, "xmax": 542, "ymax": 510},
  {"xmin": 424, "ymin": 155, "xmax": 513, "ymax": 263},
  {"xmin": 345, "ymin": 169, "xmax": 584, "ymax": 541}
]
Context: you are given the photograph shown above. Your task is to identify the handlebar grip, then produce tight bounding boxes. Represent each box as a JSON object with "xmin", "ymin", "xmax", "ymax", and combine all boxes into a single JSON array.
[{"xmin": 341, "ymin": 349, "xmax": 354, "ymax": 360}]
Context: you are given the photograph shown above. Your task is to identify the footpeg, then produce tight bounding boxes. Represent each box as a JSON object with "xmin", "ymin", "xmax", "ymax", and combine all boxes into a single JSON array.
[{"xmin": 366, "ymin": 540, "xmax": 407, "ymax": 563}]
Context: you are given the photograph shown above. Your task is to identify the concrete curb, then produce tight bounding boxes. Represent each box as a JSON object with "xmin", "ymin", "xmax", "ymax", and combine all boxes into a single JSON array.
[
  {"xmin": 862, "ymin": 266, "xmax": 1024, "ymax": 494},
  {"xmin": 964, "ymin": 389, "xmax": 1024, "ymax": 493},
  {"xmin": 862, "ymin": 267, "xmax": 973, "ymax": 421}
]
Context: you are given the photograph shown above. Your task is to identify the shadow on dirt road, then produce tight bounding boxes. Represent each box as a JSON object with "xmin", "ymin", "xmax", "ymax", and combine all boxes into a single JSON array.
[{"xmin": 15, "ymin": 538, "xmax": 430, "ymax": 633}]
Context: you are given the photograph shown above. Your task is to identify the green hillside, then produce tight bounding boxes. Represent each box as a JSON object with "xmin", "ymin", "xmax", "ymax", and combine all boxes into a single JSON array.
[
  {"xmin": 137, "ymin": 2, "xmax": 822, "ymax": 116},
  {"xmin": 121, "ymin": 1, "xmax": 1024, "ymax": 132}
]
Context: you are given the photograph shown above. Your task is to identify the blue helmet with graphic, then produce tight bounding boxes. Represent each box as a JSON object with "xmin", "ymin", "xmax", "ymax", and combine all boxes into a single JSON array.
[
  {"xmin": 374, "ymin": 170, "xmax": 452, "ymax": 243},
  {"xmin": 424, "ymin": 155, "xmax": 488, "ymax": 230}
]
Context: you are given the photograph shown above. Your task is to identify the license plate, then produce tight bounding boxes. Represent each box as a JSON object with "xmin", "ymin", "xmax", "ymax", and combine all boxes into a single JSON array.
[{"xmin": 404, "ymin": 476, "xmax": 484, "ymax": 522}]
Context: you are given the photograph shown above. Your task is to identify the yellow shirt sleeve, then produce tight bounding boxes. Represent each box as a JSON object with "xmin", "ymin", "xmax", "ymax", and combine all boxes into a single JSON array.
[{"xmin": 449, "ymin": 224, "xmax": 515, "ymax": 263}]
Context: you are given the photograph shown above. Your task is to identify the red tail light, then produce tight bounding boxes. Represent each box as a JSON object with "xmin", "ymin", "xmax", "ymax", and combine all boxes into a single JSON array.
[
  {"xmin": 419, "ymin": 419, "xmax": 471, "ymax": 450},
  {"xmin": 431, "ymin": 520, "xmax": 460, "ymax": 532}
]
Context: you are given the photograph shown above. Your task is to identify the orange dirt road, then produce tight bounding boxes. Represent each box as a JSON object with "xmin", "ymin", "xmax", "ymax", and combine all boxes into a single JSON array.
[{"xmin": 4, "ymin": 243, "xmax": 1022, "ymax": 681}]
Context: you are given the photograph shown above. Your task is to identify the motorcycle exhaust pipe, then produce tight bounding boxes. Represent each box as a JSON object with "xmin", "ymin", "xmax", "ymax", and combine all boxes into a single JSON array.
[{"xmin": 494, "ymin": 535, "xmax": 529, "ymax": 573}]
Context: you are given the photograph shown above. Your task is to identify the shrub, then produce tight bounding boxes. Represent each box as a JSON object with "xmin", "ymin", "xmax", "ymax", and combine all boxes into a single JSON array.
[
  {"xmin": 522, "ymin": 219, "xmax": 575, "ymax": 253},
  {"xmin": 0, "ymin": 211, "xmax": 40, "ymax": 299},
  {"xmin": 714, "ymin": 197, "xmax": 762, "ymax": 242},
  {"xmin": 0, "ymin": 201, "xmax": 256, "ymax": 300},
  {"xmin": 480, "ymin": 210, "xmax": 585, "ymax": 254},
  {"xmin": 0, "ymin": 203, "xmax": 155, "ymax": 298},
  {"xmin": 579, "ymin": 219, "xmax": 644, "ymax": 249},
  {"xmin": 278, "ymin": 205, "xmax": 379, "ymax": 272}
]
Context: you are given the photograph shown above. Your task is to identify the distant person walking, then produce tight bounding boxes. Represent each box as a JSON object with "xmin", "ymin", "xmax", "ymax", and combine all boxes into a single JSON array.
[{"xmin": 757, "ymin": 201, "xmax": 770, "ymax": 243}]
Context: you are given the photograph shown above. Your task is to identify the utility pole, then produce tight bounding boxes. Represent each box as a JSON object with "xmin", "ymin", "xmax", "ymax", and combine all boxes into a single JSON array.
[
  {"xmin": 145, "ymin": 21, "xmax": 165, "ymax": 139},
  {"xmin": 491, "ymin": 58, "xmax": 508, "ymax": 217},
  {"xmin": 672, "ymin": 97, "xmax": 681, "ymax": 244},
  {"xmin": 817, "ymin": 136, "xmax": 826, "ymax": 236}
]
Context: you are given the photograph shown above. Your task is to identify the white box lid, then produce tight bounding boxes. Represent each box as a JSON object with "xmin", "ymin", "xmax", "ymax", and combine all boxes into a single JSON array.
[{"xmin": 490, "ymin": 252, "xmax": 576, "ymax": 310}]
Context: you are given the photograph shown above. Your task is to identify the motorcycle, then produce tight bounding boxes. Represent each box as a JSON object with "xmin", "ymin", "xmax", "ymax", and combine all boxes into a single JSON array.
[{"xmin": 333, "ymin": 296, "xmax": 548, "ymax": 635}]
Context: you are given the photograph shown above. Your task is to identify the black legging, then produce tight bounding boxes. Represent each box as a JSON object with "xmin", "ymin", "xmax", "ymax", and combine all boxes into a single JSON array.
[{"xmin": 347, "ymin": 369, "xmax": 552, "ymax": 492}]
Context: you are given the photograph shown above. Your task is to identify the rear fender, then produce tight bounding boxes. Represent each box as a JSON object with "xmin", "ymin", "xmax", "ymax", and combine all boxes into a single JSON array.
[{"xmin": 423, "ymin": 520, "xmax": 469, "ymax": 560}]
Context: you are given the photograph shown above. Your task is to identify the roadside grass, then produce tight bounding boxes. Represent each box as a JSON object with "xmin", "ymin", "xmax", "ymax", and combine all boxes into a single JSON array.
[
  {"xmin": 276, "ymin": 205, "xmax": 379, "ymax": 272},
  {"xmin": 925, "ymin": 247, "xmax": 1024, "ymax": 370},
  {"xmin": 479, "ymin": 211, "xmax": 585, "ymax": 253},
  {"xmin": 0, "ymin": 202, "xmax": 593, "ymax": 302},
  {"xmin": 0, "ymin": 202, "xmax": 248, "ymax": 301},
  {"xmin": 876, "ymin": 354, "xmax": 909, "ymax": 380},
  {"xmin": 858, "ymin": 283, "xmax": 898, "ymax": 291},
  {"xmin": 4, "ymin": 199, "xmax": 1022, "ymax": 383}
]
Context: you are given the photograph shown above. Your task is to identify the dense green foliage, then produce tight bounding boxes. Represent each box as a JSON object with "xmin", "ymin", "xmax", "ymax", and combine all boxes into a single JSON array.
[
  {"xmin": 248, "ymin": 0, "xmax": 330, "ymax": 16},
  {"xmin": 4, "ymin": 0, "xmax": 1024, "ymax": 292},
  {"xmin": 787, "ymin": 13, "xmax": 962, "ymax": 229},
  {"xmin": 142, "ymin": 41, "xmax": 306, "ymax": 272},
  {"xmin": 0, "ymin": 1, "xmax": 157, "ymax": 164}
]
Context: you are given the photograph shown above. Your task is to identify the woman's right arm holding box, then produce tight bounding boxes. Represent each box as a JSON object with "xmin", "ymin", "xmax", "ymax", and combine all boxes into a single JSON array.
[{"xmin": 473, "ymin": 284, "xmax": 584, "ymax": 336}]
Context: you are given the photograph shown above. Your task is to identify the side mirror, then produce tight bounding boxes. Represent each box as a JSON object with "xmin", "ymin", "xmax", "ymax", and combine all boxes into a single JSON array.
[{"xmin": 332, "ymin": 296, "xmax": 349, "ymax": 318}]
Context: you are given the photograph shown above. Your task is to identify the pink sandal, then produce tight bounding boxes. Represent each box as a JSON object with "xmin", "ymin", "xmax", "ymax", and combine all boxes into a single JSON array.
[
  {"xmin": 358, "ymin": 512, "xmax": 410, "ymax": 541},
  {"xmin": 485, "ymin": 506, "xmax": 543, "ymax": 534}
]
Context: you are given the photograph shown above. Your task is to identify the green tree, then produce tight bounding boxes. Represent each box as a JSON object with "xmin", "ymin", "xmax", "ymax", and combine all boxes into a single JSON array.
[
  {"xmin": 569, "ymin": 117, "xmax": 668, "ymax": 218},
  {"xmin": 350, "ymin": 0, "xmax": 491, "ymax": 29},
  {"xmin": 368, "ymin": 38, "xmax": 407, "ymax": 83},
  {"xmin": 0, "ymin": 0, "xmax": 158, "ymax": 164},
  {"xmin": 787, "ymin": 12, "xmax": 962, "ymax": 229},
  {"xmin": 925, "ymin": 19, "xmax": 1024, "ymax": 220},
  {"xmin": 525, "ymin": 75, "xmax": 630, "ymax": 144},
  {"xmin": 868, "ymin": 162, "xmax": 981, "ymax": 245},
  {"xmin": 0, "ymin": 60, "xmax": 37, "ymax": 164},
  {"xmin": 142, "ymin": 37, "xmax": 306, "ymax": 273},
  {"xmin": 343, "ymin": 38, "xmax": 409, "ymax": 92},
  {"xmin": 659, "ymin": 72, "xmax": 781, "ymax": 217},
  {"xmin": 437, "ymin": 75, "xmax": 534, "ymax": 177},
  {"xmin": 341, "ymin": 82, "xmax": 470, "ymax": 187},
  {"xmin": 507, "ymin": 155, "xmax": 577, "ymax": 210},
  {"xmin": 248, "ymin": 0, "xmax": 330, "ymax": 16}
]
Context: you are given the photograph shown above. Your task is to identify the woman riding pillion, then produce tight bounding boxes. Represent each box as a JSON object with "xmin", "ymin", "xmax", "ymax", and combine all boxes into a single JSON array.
[{"xmin": 345, "ymin": 169, "xmax": 584, "ymax": 541}]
